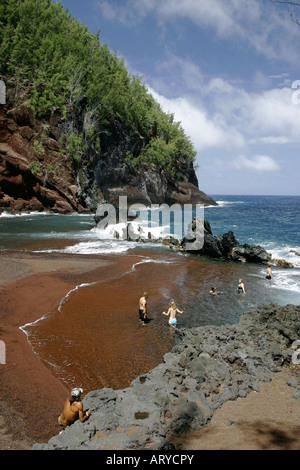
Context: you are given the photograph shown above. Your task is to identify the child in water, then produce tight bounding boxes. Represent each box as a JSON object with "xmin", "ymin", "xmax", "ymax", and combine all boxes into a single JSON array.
[{"xmin": 162, "ymin": 301, "xmax": 183, "ymax": 327}]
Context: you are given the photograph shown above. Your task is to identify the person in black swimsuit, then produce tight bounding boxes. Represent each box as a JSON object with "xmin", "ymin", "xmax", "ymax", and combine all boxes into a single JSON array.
[
  {"xmin": 237, "ymin": 279, "xmax": 246, "ymax": 294},
  {"xmin": 266, "ymin": 264, "xmax": 272, "ymax": 280}
]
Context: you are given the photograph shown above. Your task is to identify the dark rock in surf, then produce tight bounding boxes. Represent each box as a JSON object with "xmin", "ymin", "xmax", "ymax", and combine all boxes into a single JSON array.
[{"xmin": 181, "ymin": 216, "xmax": 272, "ymax": 264}]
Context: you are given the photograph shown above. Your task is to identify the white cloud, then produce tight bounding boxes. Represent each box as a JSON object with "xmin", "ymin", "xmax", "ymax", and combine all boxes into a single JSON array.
[
  {"xmin": 248, "ymin": 88, "xmax": 300, "ymax": 142},
  {"xmin": 148, "ymin": 75, "xmax": 300, "ymax": 157},
  {"xmin": 233, "ymin": 155, "xmax": 281, "ymax": 172},
  {"xmin": 95, "ymin": 0, "xmax": 300, "ymax": 63},
  {"xmin": 204, "ymin": 79, "xmax": 300, "ymax": 146},
  {"xmin": 147, "ymin": 86, "xmax": 245, "ymax": 152}
]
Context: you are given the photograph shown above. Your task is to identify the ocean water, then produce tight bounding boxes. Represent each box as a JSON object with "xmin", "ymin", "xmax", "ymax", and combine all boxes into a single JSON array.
[
  {"xmin": 1, "ymin": 195, "xmax": 299, "ymax": 306},
  {"xmin": 1, "ymin": 195, "xmax": 299, "ymax": 390},
  {"xmin": 1, "ymin": 195, "xmax": 299, "ymax": 303}
]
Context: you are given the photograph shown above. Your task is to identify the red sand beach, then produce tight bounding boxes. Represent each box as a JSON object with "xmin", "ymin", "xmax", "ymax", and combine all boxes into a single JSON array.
[
  {"xmin": 0, "ymin": 250, "xmax": 299, "ymax": 450},
  {"xmin": 0, "ymin": 249, "xmax": 176, "ymax": 449},
  {"xmin": 0, "ymin": 251, "xmax": 114, "ymax": 448}
]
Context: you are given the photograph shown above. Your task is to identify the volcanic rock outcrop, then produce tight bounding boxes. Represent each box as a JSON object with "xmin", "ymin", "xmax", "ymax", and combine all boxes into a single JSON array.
[{"xmin": 33, "ymin": 303, "xmax": 300, "ymax": 450}]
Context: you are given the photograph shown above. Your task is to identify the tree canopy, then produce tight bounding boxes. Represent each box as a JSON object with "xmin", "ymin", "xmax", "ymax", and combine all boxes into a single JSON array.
[{"xmin": 0, "ymin": 0, "xmax": 196, "ymax": 172}]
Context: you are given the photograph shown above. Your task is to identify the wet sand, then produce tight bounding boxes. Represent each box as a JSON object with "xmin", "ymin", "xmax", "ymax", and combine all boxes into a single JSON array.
[
  {"xmin": 0, "ymin": 249, "xmax": 177, "ymax": 449},
  {"xmin": 0, "ymin": 250, "xmax": 299, "ymax": 451},
  {"xmin": 0, "ymin": 251, "xmax": 121, "ymax": 448}
]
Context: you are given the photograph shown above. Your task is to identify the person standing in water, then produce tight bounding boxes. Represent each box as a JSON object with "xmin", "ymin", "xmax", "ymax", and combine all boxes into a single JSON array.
[
  {"xmin": 237, "ymin": 279, "xmax": 246, "ymax": 294},
  {"xmin": 139, "ymin": 291, "xmax": 148, "ymax": 324},
  {"xmin": 266, "ymin": 264, "xmax": 273, "ymax": 280},
  {"xmin": 162, "ymin": 301, "xmax": 183, "ymax": 327}
]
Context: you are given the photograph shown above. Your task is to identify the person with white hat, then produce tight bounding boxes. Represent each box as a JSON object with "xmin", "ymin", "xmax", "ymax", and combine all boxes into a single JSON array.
[{"xmin": 58, "ymin": 387, "xmax": 91, "ymax": 430}]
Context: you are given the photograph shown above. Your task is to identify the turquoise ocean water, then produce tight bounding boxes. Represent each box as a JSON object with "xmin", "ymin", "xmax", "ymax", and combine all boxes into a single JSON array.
[
  {"xmin": 1, "ymin": 195, "xmax": 299, "ymax": 390},
  {"xmin": 1, "ymin": 195, "xmax": 299, "ymax": 317}
]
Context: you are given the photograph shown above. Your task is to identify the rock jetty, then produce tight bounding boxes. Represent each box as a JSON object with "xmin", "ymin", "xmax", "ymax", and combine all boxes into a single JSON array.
[
  {"xmin": 33, "ymin": 303, "xmax": 300, "ymax": 450},
  {"xmin": 180, "ymin": 217, "xmax": 272, "ymax": 263}
]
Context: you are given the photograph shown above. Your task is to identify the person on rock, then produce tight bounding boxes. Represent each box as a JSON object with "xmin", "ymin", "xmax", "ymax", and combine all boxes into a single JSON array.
[{"xmin": 58, "ymin": 388, "xmax": 91, "ymax": 431}]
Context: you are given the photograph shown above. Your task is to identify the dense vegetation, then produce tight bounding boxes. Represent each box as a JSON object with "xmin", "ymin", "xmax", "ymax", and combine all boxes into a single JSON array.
[{"xmin": 0, "ymin": 0, "xmax": 196, "ymax": 174}]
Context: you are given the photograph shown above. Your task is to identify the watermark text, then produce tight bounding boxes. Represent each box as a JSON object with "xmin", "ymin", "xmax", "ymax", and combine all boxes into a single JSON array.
[
  {"xmin": 96, "ymin": 196, "xmax": 204, "ymax": 250},
  {"xmin": 291, "ymin": 80, "xmax": 300, "ymax": 105},
  {"xmin": 292, "ymin": 340, "xmax": 300, "ymax": 365},
  {"xmin": 0, "ymin": 340, "xmax": 6, "ymax": 364},
  {"xmin": 0, "ymin": 80, "xmax": 6, "ymax": 105}
]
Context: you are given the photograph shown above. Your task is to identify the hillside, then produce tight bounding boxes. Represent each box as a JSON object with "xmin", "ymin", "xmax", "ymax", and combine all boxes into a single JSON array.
[{"xmin": 0, "ymin": 0, "xmax": 216, "ymax": 213}]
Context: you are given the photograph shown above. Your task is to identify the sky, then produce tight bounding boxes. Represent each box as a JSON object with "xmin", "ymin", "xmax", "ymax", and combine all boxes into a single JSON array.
[{"xmin": 56, "ymin": 0, "xmax": 300, "ymax": 196}]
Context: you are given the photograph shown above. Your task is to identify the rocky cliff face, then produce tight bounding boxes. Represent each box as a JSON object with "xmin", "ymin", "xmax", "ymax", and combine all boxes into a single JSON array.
[
  {"xmin": 0, "ymin": 84, "xmax": 216, "ymax": 214},
  {"xmin": 0, "ymin": 103, "xmax": 84, "ymax": 213},
  {"xmin": 84, "ymin": 115, "xmax": 216, "ymax": 209}
]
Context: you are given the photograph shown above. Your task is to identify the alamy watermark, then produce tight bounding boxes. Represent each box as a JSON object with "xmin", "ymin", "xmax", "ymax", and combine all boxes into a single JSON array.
[
  {"xmin": 291, "ymin": 80, "xmax": 300, "ymax": 104},
  {"xmin": 96, "ymin": 196, "xmax": 205, "ymax": 250},
  {"xmin": 292, "ymin": 340, "xmax": 300, "ymax": 365},
  {"xmin": 0, "ymin": 80, "xmax": 6, "ymax": 105},
  {"xmin": 0, "ymin": 340, "xmax": 5, "ymax": 365}
]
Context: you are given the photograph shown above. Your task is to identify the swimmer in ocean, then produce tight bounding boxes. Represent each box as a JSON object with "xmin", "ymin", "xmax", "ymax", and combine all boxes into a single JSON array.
[
  {"xmin": 162, "ymin": 301, "xmax": 183, "ymax": 327},
  {"xmin": 266, "ymin": 264, "xmax": 272, "ymax": 280},
  {"xmin": 237, "ymin": 279, "xmax": 246, "ymax": 294}
]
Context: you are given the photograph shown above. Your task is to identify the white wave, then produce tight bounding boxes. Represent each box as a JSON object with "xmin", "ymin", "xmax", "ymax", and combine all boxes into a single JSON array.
[
  {"xmin": 207, "ymin": 200, "xmax": 245, "ymax": 207},
  {"xmin": 19, "ymin": 314, "xmax": 48, "ymax": 335},
  {"xmin": 0, "ymin": 211, "xmax": 49, "ymax": 218},
  {"xmin": 258, "ymin": 264, "xmax": 300, "ymax": 295},
  {"xmin": 58, "ymin": 281, "xmax": 98, "ymax": 312},
  {"xmin": 271, "ymin": 270, "xmax": 300, "ymax": 294},
  {"xmin": 131, "ymin": 257, "xmax": 174, "ymax": 270},
  {"xmin": 60, "ymin": 240, "xmax": 132, "ymax": 254},
  {"xmin": 268, "ymin": 246, "xmax": 300, "ymax": 268},
  {"xmin": 93, "ymin": 220, "xmax": 180, "ymax": 241}
]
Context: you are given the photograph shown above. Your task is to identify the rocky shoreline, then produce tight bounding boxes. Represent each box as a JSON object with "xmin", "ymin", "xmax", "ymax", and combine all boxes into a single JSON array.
[
  {"xmin": 33, "ymin": 303, "xmax": 300, "ymax": 450},
  {"xmin": 122, "ymin": 216, "xmax": 293, "ymax": 267}
]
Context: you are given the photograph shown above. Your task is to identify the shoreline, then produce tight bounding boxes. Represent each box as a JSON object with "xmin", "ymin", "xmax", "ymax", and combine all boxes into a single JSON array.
[
  {"xmin": 0, "ymin": 250, "xmax": 122, "ymax": 449},
  {"xmin": 35, "ymin": 302, "xmax": 300, "ymax": 451},
  {"xmin": 0, "ymin": 250, "xmax": 299, "ymax": 451}
]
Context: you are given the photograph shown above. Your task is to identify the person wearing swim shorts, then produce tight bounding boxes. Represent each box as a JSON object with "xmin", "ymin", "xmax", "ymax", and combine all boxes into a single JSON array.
[
  {"xmin": 162, "ymin": 301, "xmax": 183, "ymax": 326},
  {"xmin": 266, "ymin": 264, "xmax": 272, "ymax": 280},
  {"xmin": 139, "ymin": 291, "xmax": 148, "ymax": 324}
]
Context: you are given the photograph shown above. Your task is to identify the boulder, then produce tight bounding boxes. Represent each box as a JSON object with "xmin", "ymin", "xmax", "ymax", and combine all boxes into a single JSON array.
[
  {"xmin": 272, "ymin": 259, "xmax": 294, "ymax": 268},
  {"xmin": 181, "ymin": 216, "xmax": 272, "ymax": 264},
  {"xmin": 231, "ymin": 244, "xmax": 272, "ymax": 263}
]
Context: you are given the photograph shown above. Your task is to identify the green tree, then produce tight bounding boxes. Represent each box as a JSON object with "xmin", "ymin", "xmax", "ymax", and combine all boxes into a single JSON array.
[{"xmin": 0, "ymin": 0, "xmax": 197, "ymax": 174}]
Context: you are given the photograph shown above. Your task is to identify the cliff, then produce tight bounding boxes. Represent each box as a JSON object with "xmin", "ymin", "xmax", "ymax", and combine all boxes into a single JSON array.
[
  {"xmin": 33, "ymin": 303, "xmax": 300, "ymax": 450},
  {"xmin": 0, "ymin": 1, "xmax": 217, "ymax": 214},
  {"xmin": 0, "ymin": 89, "xmax": 216, "ymax": 215}
]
